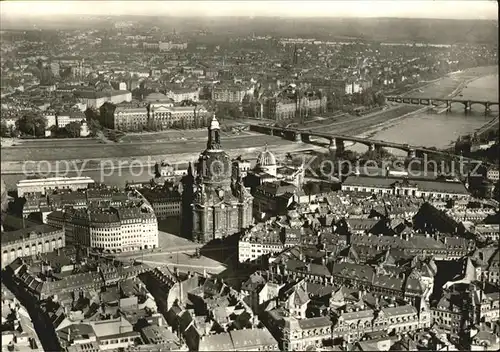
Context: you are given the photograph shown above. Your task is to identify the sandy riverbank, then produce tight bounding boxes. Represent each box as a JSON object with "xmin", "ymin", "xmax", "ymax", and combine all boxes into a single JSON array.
[
  {"xmin": 0, "ymin": 142, "xmax": 323, "ymax": 175},
  {"xmin": 356, "ymin": 69, "xmax": 498, "ymax": 141}
]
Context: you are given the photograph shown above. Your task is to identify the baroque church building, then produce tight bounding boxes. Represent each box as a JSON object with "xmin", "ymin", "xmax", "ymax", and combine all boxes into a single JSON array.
[{"xmin": 181, "ymin": 114, "xmax": 253, "ymax": 244}]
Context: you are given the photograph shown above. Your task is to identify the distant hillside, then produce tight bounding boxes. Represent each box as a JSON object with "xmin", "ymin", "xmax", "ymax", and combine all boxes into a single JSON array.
[{"xmin": 1, "ymin": 15, "xmax": 497, "ymax": 45}]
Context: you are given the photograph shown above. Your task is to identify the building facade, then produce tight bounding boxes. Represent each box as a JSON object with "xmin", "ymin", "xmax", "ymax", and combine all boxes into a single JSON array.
[
  {"xmin": 1, "ymin": 225, "xmax": 65, "ymax": 268},
  {"xmin": 342, "ymin": 176, "xmax": 470, "ymax": 200},
  {"xmin": 113, "ymin": 106, "xmax": 148, "ymax": 131},
  {"xmin": 17, "ymin": 176, "xmax": 95, "ymax": 198},
  {"xmin": 165, "ymin": 88, "xmax": 199, "ymax": 103},
  {"xmin": 148, "ymin": 104, "xmax": 210, "ymax": 130},
  {"xmin": 332, "ymin": 303, "xmax": 431, "ymax": 343},
  {"xmin": 212, "ymin": 84, "xmax": 248, "ymax": 103},
  {"xmin": 140, "ymin": 188, "xmax": 182, "ymax": 219},
  {"xmin": 47, "ymin": 205, "xmax": 158, "ymax": 252},
  {"xmin": 187, "ymin": 115, "xmax": 254, "ymax": 243},
  {"xmin": 75, "ymin": 90, "xmax": 132, "ymax": 109},
  {"xmin": 238, "ymin": 224, "xmax": 285, "ymax": 264},
  {"xmin": 56, "ymin": 111, "xmax": 86, "ymax": 128}
]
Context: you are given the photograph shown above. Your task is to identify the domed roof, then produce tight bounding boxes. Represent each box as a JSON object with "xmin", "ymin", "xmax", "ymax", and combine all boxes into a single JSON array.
[
  {"xmin": 197, "ymin": 149, "xmax": 232, "ymax": 184},
  {"xmin": 257, "ymin": 145, "xmax": 276, "ymax": 167}
]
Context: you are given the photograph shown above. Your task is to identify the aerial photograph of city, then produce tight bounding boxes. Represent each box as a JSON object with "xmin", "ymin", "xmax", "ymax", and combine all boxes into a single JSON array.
[{"xmin": 0, "ymin": 0, "xmax": 498, "ymax": 351}]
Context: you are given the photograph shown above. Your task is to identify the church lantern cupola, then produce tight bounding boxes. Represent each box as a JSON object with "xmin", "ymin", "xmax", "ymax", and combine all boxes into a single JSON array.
[{"xmin": 207, "ymin": 113, "xmax": 221, "ymax": 150}]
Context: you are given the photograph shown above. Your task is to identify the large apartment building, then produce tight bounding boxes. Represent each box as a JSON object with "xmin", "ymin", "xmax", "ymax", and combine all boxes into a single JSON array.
[
  {"xmin": 47, "ymin": 205, "xmax": 158, "ymax": 252},
  {"xmin": 113, "ymin": 105, "xmax": 148, "ymax": 131},
  {"xmin": 212, "ymin": 83, "xmax": 249, "ymax": 103}
]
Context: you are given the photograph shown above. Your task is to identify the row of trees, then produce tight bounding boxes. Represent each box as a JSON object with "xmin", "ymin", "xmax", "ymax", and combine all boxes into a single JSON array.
[
  {"xmin": 49, "ymin": 122, "xmax": 82, "ymax": 138},
  {"xmin": 330, "ymin": 89, "xmax": 386, "ymax": 112},
  {"xmin": 15, "ymin": 114, "xmax": 48, "ymax": 137}
]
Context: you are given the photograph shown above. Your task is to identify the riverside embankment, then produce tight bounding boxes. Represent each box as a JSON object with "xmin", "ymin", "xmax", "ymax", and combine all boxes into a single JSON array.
[
  {"xmin": 2, "ymin": 66, "xmax": 497, "ymax": 188},
  {"xmin": 349, "ymin": 66, "xmax": 498, "ymax": 155}
]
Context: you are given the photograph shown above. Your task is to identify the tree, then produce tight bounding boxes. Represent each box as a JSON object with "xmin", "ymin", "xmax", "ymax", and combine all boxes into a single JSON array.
[
  {"xmin": 49, "ymin": 125, "xmax": 59, "ymax": 137},
  {"xmin": 88, "ymin": 119, "xmax": 102, "ymax": 135},
  {"xmin": 0, "ymin": 121, "xmax": 8, "ymax": 137},
  {"xmin": 98, "ymin": 103, "xmax": 115, "ymax": 128},
  {"xmin": 16, "ymin": 113, "xmax": 47, "ymax": 137},
  {"xmin": 85, "ymin": 107, "xmax": 100, "ymax": 121},
  {"xmin": 65, "ymin": 122, "xmax": 81, "ymax": 138},
  {"xmin": 180, "ymin": 118, "xmax": 187, "ymax": 129},
  {"xmin": 361, "ymin": 89, "xmax": 374, "ymax": 106},
  {"xmin": 374, "ymin": 91, "xmax": 386, "ymax": 106}
]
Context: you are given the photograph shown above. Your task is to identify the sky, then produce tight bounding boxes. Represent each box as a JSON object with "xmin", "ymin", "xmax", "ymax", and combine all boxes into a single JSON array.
[{"xmin": 1, "ymin": 1, "xmax": 498, "ymax": 20}]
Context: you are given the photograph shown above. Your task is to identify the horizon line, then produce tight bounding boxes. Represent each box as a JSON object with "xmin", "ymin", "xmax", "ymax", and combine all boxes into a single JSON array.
[
  {"xmin": 1, "ymin": 1, "xmax": 497, "ymax": 21},
  {"xmin": 3, "ymin": 14, "xmax": 499, "ymax": 21}
]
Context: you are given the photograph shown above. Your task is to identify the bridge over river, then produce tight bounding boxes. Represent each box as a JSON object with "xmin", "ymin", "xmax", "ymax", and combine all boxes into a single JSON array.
[
  {"xmin": 386, "ymin": 96, "xmax": 499, "ymax": 113},
  {"xmin": 249, "ymin": 124, "xmax": 482, "ymax": 161}
]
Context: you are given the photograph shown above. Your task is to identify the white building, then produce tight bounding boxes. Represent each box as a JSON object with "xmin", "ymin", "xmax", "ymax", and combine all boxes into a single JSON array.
[
  {"xmin": 342, "ymin": 175, "xmax": 470, "ymax": 200},
  {"xmin": 56, "ymin": 111, "xmax": 85, "ymax": 128},
  {"xmin": 80, "ymin": 121, "xmax": 90, "ymax": 137},
  {"xmin": 17, "ymin": 176, "xmax": 95, "ymax": 197},
  {"xmin": 486, "ymin": 168, "xmax": 499, "ymax": 182},
  {"xmin": 238, "ymin": 225, "xmax": 284, "ymax": 264},
  {"xmin": 47, "ymin": 206, "xmax": 158, "ymax": 252},
  {"xmin": 75, "ymin": 90, "xmax": 132, "ymax": 109},
  {"xmin": 165, "ymin": 88, "xmax": 199, "ymax": 103},
  {"xmin": 475, "ymin": 224, "xmax": 500, "ymax": 242},
  {"xmin": 43, "ymin": 112, "xmax": 57, "ymax": 129}
]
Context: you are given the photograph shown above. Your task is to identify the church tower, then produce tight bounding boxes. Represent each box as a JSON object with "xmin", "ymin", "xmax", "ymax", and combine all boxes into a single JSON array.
[
  {"xmin": 188, "ymin": 114, "xmax": 253, "ymax": 243},
  {"xmin": 180, "ymin": 162, "xmax": 195, "ymax": 237}
]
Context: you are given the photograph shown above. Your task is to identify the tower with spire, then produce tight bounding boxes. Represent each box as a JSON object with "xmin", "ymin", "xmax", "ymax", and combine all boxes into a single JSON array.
[{"xmin": 184, "ymin": 114, "xmax": 253, "ymax": 243}]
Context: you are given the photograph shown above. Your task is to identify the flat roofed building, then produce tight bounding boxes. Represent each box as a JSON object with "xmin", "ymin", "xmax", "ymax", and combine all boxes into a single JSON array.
[
  {"xmin": 75, "ymin": 90, "xmax": 132, "ymax": 109},
  {"xmin": 17, "ymin": 176, "xmax": 95, "ymax": 197},
  {"xmin": 341, "ymin": 175, "xmax": 469, "ymax": 200}
]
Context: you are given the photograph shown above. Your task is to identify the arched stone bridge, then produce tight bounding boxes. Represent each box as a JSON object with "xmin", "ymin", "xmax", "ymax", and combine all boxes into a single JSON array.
[
  {"xmin": 386, "ymin": 96, "xmax": 499, "ymax": 113},
  {"xmin": 250, "ymin": 124, "xmax": 467, "ymax": 159}
]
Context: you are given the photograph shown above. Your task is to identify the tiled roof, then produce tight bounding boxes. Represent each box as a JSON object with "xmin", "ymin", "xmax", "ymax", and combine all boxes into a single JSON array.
[
  {"xmin": 298, "ymin": 316, "xmax": 331, "ymax": 330},
  {"xmin": 341, "ymin": 310, "xmax": 374, "ymax": 321},
  {"xmin": 199, "ymin": 332, "xmax": 233, "ymax": 351},
  {"xmin": 229, "ymin": 328, "xmax": 277, "ymax": 349},
  {"xmin": 381, "ymin": 305, "xmax": 417, "ymax": 317},
  {"xmin": 1, "ymin": 224, "xmax": 62, "ymax": 244}
]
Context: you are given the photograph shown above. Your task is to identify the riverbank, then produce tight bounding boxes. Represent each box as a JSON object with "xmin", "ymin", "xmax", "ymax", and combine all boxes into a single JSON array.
[
  {"xmin": 0, "ymin": 142, "xmax": 323, "ymax": 176},
  {"xmin": 355, "ymin": 68, "xmax": 498, "ymax": 144},
  {"xmin": 2, "ymin": 66, "xmax": 497, "ymax": 184}
]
